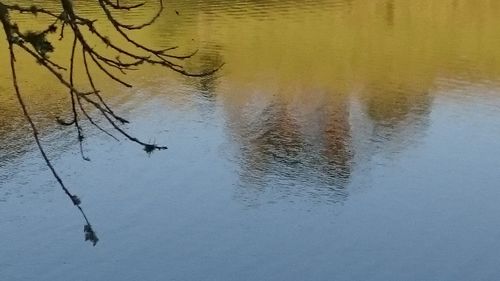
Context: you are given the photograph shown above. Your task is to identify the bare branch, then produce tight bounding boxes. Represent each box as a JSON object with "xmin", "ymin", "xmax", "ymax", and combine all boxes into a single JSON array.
[{"xmin": 0, "ymin": 0, "xmax": 221, "ymax": 245}]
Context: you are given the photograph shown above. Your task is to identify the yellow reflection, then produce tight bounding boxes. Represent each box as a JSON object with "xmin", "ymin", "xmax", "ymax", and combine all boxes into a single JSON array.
[
  {"xmin": 2, "ymin": 0, "xmax": 500, "ymax": 102},
  {"xmin": 1, "ymin": 0, "xmax": 500, "ymax": 139}
]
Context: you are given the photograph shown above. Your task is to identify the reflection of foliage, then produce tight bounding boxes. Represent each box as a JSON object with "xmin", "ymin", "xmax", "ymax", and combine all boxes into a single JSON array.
[
  {"xmin": 235, "ymin": 100, "xmax": 353, "ymax": 199},
  {"xmin": 0, "ymin": 0, "xmax": 221, "ymax": 245}
]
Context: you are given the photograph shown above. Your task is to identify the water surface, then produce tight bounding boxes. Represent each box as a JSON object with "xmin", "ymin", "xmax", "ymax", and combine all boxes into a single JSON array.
[{"xmin": 2, "ymin": 1, "xmax": 500, "ymax": 280}]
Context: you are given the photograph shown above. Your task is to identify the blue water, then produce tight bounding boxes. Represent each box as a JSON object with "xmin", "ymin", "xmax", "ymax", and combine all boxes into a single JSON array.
[{"xmin": 2, "ymin": 1, "xmax": 500, "ymax": 280}]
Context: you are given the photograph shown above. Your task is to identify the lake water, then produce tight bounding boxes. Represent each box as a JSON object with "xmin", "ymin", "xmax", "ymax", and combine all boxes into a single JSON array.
[{"xmin": 2, "ymin": 0, "xmax": 500, "ymax": 280}]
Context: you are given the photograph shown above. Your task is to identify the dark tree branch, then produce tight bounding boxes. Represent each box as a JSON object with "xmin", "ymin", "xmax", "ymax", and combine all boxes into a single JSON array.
[
  {"xmin": 0, "ymin": 0, "xmax": 221, "ymax": 245},
  {"xmin": 0, "ymin": 5, "xmax": 98, "ymax": 246}
]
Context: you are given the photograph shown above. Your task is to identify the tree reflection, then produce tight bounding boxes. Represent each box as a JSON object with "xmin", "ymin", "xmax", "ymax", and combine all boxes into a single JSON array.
[
  {"xmin": 226, "ymin": 80, "xmax": 433, "ymax": 205},
  {"xmin": 360, "ymin": 84, "xmax": 432, "ymax": 156},
  {"xmin": 384, "ymin": 0, "xmax": 395, "ymax": 27},
  {"xmin": 228, "ymin": 91, "xmax": 353, "ymax": 203}
]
